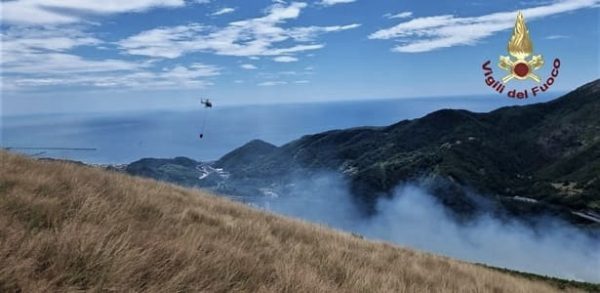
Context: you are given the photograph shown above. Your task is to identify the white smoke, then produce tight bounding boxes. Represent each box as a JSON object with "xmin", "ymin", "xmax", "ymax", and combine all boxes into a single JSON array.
[{"xmin": 246, "ymin": 173, "xmax": 600, "ymax": 283}]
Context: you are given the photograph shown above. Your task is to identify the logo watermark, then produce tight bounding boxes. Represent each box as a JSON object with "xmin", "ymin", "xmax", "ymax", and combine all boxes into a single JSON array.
[{"xmin": 482, "ymin": 12, "xmax": 560, "ymax": 99}]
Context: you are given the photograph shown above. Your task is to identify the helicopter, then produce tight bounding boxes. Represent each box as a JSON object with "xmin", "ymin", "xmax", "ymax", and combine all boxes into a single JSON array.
[
  {"xmin": 199, "ymin": 98, "xmax": 213, "ymax": 139},
  {"xmin": 201, "ymin": 99, "xmax": 213, "ymax": 108}
]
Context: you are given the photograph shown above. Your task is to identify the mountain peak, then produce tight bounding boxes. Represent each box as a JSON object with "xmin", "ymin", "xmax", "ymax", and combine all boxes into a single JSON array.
[{"xmin": 216, "ymin": 139, "xmax": 277, "ymax": 170}]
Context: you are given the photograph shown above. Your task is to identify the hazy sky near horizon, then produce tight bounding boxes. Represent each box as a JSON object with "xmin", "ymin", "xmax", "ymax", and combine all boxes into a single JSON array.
[{"xmin": 1, "ymin": 0, "xmax": 599, "ymax": 115}]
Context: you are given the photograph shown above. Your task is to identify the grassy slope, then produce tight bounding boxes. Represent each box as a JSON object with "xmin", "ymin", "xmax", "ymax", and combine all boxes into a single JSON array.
[{"xmin": 0, "ymin": 152, "xmax": 586, "ymax": 292}]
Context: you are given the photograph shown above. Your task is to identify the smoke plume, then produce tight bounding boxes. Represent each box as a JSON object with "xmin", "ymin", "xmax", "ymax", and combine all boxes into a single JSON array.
[{"xmin": 245, "ymin": 173, "xmax": 600, "ymax": 283}]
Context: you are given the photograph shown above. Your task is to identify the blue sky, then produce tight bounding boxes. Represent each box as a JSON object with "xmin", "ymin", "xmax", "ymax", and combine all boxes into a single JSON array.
[{"xmin": 1, "ymin": 0, "xmax": 599, "ymax": 115}]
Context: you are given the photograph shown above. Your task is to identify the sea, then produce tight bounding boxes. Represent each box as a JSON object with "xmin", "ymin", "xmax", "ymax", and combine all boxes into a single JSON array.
[{"xmin": 1, "ymin": 94, "xmax": 559, "ymax": 164}]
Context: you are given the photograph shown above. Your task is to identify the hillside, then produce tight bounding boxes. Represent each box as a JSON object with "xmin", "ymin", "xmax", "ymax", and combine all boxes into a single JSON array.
[
  {"xmin": 125, "ymin": 79, "xmax": 600, "ymax": 224},
  {"xmin": 223, "ymin": 80, "xmax": 600, "ymax": 217},
  {"xmin": 0, "ymin": 151, "xmax": 590, "ymax": 292}
]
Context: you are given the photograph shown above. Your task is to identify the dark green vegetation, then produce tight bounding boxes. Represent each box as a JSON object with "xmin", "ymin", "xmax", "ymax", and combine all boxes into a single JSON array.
[
  {"xmin": 126, "ymin": 157, "xmax": 204, "ymax": 187},
  {"xmin": 126, "ymin": 79, "xmax": 600, "ymax": 225}
]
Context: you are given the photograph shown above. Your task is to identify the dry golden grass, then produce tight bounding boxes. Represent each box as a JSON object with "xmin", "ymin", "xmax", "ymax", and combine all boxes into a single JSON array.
[{"xmin": 0, "ymin": 151, "xmax": 581, "ymax": 292}]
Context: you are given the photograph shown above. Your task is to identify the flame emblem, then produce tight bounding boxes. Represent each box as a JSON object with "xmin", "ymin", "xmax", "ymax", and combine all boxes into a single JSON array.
[{"xmin": 498, "ymin": 12, "xmax": 544, "ymax": 83}]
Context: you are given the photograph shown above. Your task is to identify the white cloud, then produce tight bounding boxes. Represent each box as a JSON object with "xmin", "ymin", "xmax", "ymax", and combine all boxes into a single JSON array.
[
  {"xmin": 2, "ymin": 0, "xmax": 186, "ymax": 25},
  {"xmin": 257, "ymin": 68, "xmax": 312, "ymax": 80},
  {"xmin": 3, "ymin": 2, "xmax": 356, "ymax": 92},
  {"xmin": 4, "ymin": 53, "xmax": 143, "ymax": 75},
  {"xmin": 273, "ymin": 56, "xmax": 298, "ymax": 62},
  {"xmin": 257, "ymin": 81, "xmax": 287, "ymax": 86},
  {"xmin": 241, "ymin": 64, "xmax": 258, "ymax": 69},
  {"xmin": 118, "ymin": 2, "xmax": 359, "ymax": 58},
  {"xmin": 264, "ymin": 44, "xmax": 325, "ymax": 56},
  {"xmin": 546, "ymin": 34, "xmax": 569, "ymax": 39},
  {"xmin": 116, "ymin": 24, "xmax": 207, "ymax": 59},
  {"xmin": 369, "ymin": 0, "xmax": 600, "ymax": 53},
  {"xmin": 279, "ymin": 71, "xmax": 297, "ymax": 75},
  {"xmin": 1, "ymin": 27, "xmax": 101, "ymax": 57},
  {"xmin": 294, "ymin": 80, "xmax": 310, "ymax": 84},
  {"xmin": 288, "ymin": 24, "xmax": 361, "ymax": 41},
  {"xmin": 4, "ymin": 63, "xmax": 219, "ymax": 91},
  {"xmin": 384, "ymin": 11, "xmax": 413, "ymax": 19},
  {"xmin": 1, "ymin": 27, "xmax": 136, "ymax": 74},
  {"xmin": 211, "ymin": 7, "xmax": 236, "ymax": 16},
  {"xmin": 93, "ymin": 63, "xmax": 218, "ymax": 89},
  {"xmin": 1, "ymin": 27, "xmax": 219, "ymax": 91},
  {"xmin": 319, "ymin": 0, "xmax": 356, "ymax": 6}
]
